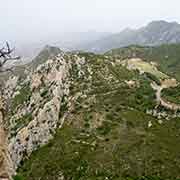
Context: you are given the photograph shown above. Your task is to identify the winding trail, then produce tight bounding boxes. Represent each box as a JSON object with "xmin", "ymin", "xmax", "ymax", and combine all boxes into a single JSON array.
[{"xmin": 151, "ymin": 81, "xmax": 180, "ymax": 111}]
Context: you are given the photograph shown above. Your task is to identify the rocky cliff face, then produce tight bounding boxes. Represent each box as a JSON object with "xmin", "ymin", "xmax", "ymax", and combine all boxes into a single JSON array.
[{"xmin": 4, "ymin": 50, "xmax": 87, "ymax": 171}]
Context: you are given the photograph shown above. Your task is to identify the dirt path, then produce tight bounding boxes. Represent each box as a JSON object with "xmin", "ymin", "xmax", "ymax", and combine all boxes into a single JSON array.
[{"xmin": 151, "ymin": 81, "xmax": 180, "ymax": 111}]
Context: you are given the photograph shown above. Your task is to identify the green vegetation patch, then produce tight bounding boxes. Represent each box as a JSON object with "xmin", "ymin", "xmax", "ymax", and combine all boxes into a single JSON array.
[
  {"xmin": 11, "ymin": 83, "xmax": 31, "ymax": 112},
  {"xmin": 11, "ymin": 113, "xmax": 33, "ymax": 134},
  {"xmin": 126, "ymin": 59, "xmax": 168, "ymax": 80},
  {"xmin": 161, "ymin": 85, "xmax": 180, "ymax": 105},
  {"xmin": 15, "ymin": 52, "xmax": 180, "ymax": 180},
  {"xmin": 16, "ymin": 111, "xmax": 180, "ymax": 180},
  {"xmin": 106, "ymin": 44, "xmax": 180, "ymax": 81}
]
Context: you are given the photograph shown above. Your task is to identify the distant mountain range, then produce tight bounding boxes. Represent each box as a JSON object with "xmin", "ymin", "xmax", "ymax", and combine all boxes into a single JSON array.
[
  {"xmin": 81, "ymin": 20, "xmax": 180, "ymax": 52},
  {"xmin": 15, "ymin": 20, "xmax": 180, "ymax": 60},
  {"xmin": 15, "ymin": 31, "xmax": 110, "ymax": 60}
]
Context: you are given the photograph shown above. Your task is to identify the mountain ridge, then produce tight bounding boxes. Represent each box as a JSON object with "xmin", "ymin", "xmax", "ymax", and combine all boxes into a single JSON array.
[
  {"xmin": 81, "ymin": 20, "xmax": 180, "ymax": 52},
  {"xmin": 2, "ymin": 44, "xmax": 179, "ymax": 179}
]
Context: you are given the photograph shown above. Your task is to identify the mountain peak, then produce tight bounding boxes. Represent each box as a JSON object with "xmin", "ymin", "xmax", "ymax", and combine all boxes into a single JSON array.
[
  {"xmin": 42, "ymin": 45, "xmax": 62, "ymax": 53},
  {"xmin": 83, "ymin": 20, "xmax": 180, "ymax": 52},
  {"xmin": 29, "ymin": 45, "xmax": 62, "ymax": 69},
  {"xmin": 147, "ymin": 20, "xmax": 180, "ymax": 28},
  {"xmin": 148, "ymin": 20, "xmax": 169, "ymax": 25}
]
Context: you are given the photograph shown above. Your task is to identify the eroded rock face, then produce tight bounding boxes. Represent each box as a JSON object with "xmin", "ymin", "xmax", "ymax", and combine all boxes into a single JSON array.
[
  {"xmin": 0, "ymin": 97, "xmax": 14, "ymax": 179},
  {"xmin": 5, "ymin": 52, "xmax": 86, "ymax": 170}
]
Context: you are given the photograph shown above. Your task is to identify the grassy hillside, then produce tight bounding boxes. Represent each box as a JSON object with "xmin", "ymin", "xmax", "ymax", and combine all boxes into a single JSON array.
[
  {"xmin": 106, "ymin": 44, "xmax": 180, "ymax": 81},
  {"xmin": 161, "ymin": 85, "xmax": 180, "ymax": 105},
  {"xmin": 14, "ymin": 52, "xmax": 180, "ymax": 180}
]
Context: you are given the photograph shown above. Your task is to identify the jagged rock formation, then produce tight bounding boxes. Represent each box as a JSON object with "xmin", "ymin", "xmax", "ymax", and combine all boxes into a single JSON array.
[
  {"xmin": 0, "ymin": 96, "xmax": 14, "ymax": 179},
  {"xmin": 3, "ymin": 51, "xmax": 88, "ymax": 171}
]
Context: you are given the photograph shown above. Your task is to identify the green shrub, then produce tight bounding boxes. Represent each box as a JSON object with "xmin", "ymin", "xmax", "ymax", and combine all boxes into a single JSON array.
[
  {"xmin": 13, "ymin": 175, "xmax": 24, "ymax": 180},
  {"xmin": 12, "ymin": 84, "xmax": 31, "ymax": 111}
]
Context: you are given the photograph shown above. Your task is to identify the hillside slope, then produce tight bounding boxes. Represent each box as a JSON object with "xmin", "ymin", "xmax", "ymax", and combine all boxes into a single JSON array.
[
  {"xmin": 3, "ymin": 46, "xmax": 179, "ymax": 180},
  {"xmin": 106, "ymin": 44, "xmax": 180, "ymax": 81}
]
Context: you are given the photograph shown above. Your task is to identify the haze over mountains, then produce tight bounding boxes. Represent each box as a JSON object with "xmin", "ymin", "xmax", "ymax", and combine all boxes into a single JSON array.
[
  {"xmin": 14, "ymin": 31, "xmax": 110, "ymax": 62},
  {"xmin": 82, "ymin": 20, "xmax": 180, "ymax": 52},
  {"xmin": 2, "ymin": 13, "xmax": 180, "ymax": 178},
  {"xmin": 16, "ymin": 20, "xmax": 180, "ymax": 61}
]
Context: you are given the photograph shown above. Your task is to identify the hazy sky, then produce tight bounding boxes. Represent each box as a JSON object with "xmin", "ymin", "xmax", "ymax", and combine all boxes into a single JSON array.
[{"xmin": 0, "ymin": 0, "xmax": 180, "ymax": 43}]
